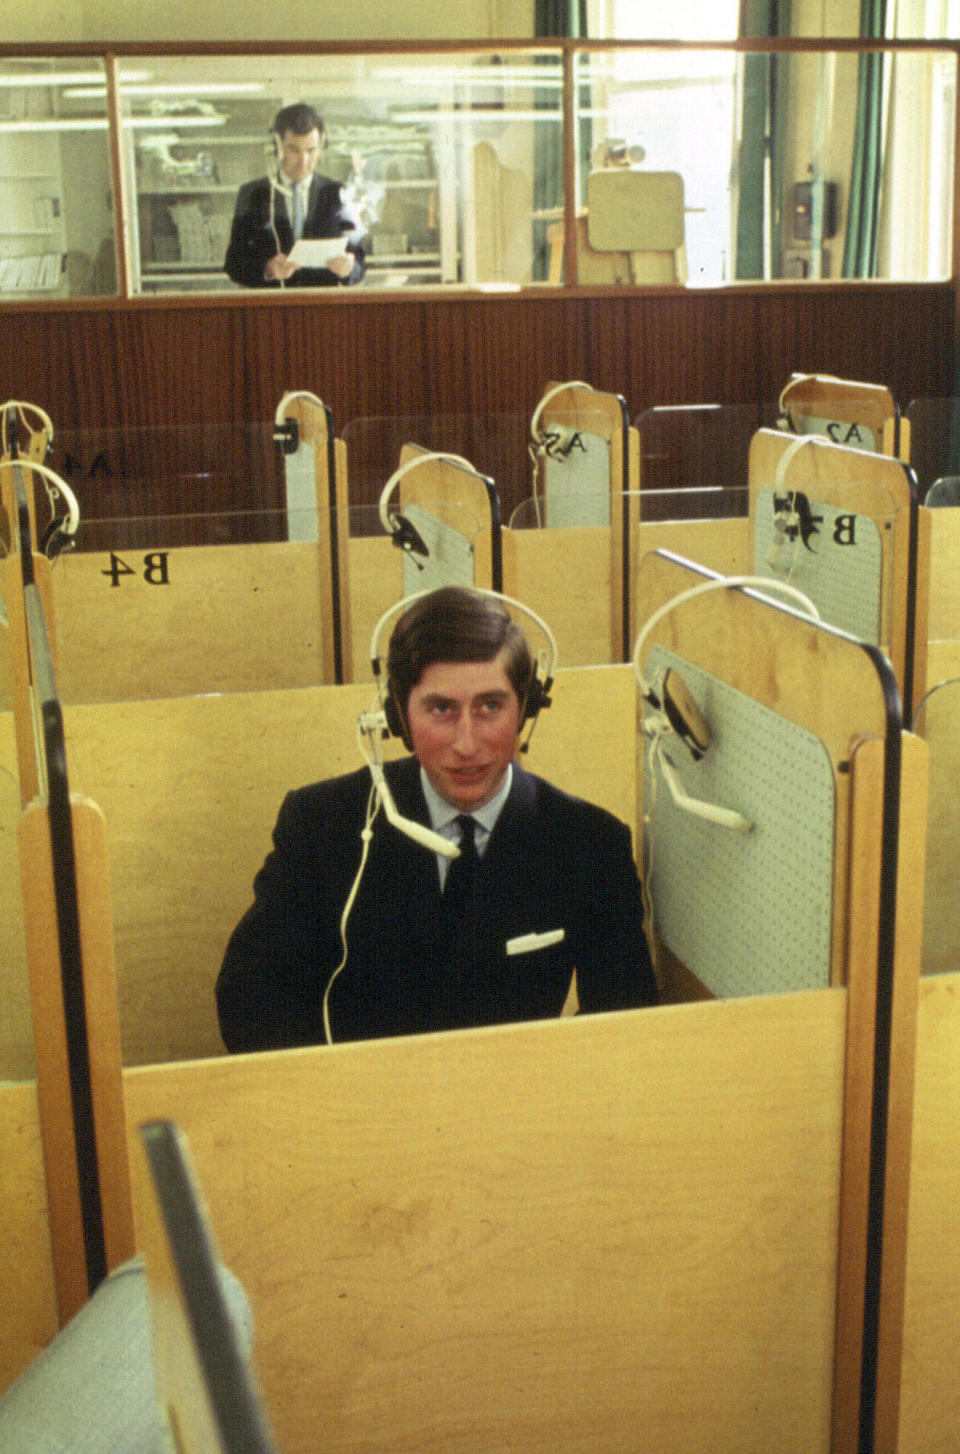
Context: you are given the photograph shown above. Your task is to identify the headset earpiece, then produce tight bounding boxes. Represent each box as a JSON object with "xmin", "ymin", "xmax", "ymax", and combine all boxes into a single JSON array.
[
  {"xmin": 381, "ymin": 683, "xmax": 407, "ymax": 744},
  {"xmin": 378, "ymin": 451, "xmax": 485, "ymax": 560},
  {"xmin": 40, "ymin": 519, "xmax": 74, "ymax": 560}
]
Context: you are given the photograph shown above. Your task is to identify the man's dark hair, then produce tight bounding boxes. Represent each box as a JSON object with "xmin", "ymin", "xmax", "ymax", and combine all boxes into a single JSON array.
[
  {"xmin": 272, "ymin": 103, "xmax": 325, "ymax": 141},
  {"xmin": 386, "ymin": 587, "xmax": 534, "ymax": 724}
]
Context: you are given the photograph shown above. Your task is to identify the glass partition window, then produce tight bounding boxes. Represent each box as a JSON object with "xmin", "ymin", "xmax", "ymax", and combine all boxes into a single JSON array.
[
  {"xmin": 0, "ymin": 57, "xmax": 117, "ymax": 298},
  {"xmin": 0, "ymin": 44, "xmax": 954, "ymax": 299},
  {"xmin": 115, "ymin": 52, "xmax": 565, "ymax": 294},
  {"xmin": 574, "ymin": 46, "xmax": 957, "ymax": 283}
]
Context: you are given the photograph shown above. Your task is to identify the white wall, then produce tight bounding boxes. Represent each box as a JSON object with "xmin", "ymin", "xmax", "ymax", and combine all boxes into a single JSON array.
[{"xmin": 0, "ymin": 0, "xmax": 533, "ymax": 43}]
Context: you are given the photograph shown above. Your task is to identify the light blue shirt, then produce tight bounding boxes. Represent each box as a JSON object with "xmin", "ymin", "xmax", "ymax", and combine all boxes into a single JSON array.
[{"xmin": 420, "ymin": 764, "xmax": 513, "ymax": 889}]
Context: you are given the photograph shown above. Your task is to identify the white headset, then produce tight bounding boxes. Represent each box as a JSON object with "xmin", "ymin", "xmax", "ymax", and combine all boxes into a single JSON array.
[
  {"xmin": 1, "ymin": 399, "xmax": 54, "ymax": 457},
  {"xmin": 776, "ymin": 372, "xmax": 848, "ymax": 433},
  {"xmin": 272, "ymin": 390, "xmax": 327, "ymax": 452},
  {"xmin": 632, "ymin": 573, "xmax": 821, "ymax": 836},
  {"xmin": 527, "ymin": 380, "xmax": 594, "ymax": 526},
  {"xmin": 378, "ymin": 450, "xmax": 489, "ymax": 565},
  {"xmin": 0, "ymin": 456, "xmax": 80, "ymax": 559},
  {"xmin": 528, "ymin": 379, "xmax": 593, "ymax": 449},
  {"xmin": 766, "ymin": 432, "xmax": 820, "ymax": 578}
]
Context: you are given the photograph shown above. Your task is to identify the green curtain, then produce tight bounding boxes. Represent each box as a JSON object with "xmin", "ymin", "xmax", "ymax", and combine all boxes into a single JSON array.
[
  {"xmin": 534, "ymin": 1, "xmax": 586, "ymax": 37},
  {"xmin": 533, "ymin": 2, "xmax": 587, "ymax": 281},
  {"xmin": 735, "ymin": 0, "xmax": 791, "ymax": 280},
  {"xmin": 841, "ymin": 0, "xmax": 888, "ymax": 278}
]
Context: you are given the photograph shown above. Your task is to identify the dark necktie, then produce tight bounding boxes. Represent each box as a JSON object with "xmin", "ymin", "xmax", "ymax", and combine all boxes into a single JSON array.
[
  {"xmin": 291, "ymin": 182, "xmax": 304, "ymax": 240},
  {"xmin": 437, "ymin": 815, "xmax": 481, "ymax": 1025}
]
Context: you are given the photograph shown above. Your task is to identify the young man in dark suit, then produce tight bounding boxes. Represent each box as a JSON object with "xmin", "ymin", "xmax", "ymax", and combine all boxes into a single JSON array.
[
  {"xmin": 216, "ymin": 587, "xmax": 657, "ymax": 1050},
  {"xmin": 224, "ymin": 102, "xmax": 366, "ymax": 288}
]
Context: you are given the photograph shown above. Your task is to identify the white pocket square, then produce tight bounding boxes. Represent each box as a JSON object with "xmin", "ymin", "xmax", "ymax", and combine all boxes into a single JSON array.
[{"xmin": 505, "ymin": 929, "xmax": 565, "ymax": 956}]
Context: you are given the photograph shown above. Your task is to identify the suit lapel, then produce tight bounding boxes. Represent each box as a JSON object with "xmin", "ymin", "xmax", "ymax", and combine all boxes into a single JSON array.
[{"xmin": 389, "ymin": 760, "xmax": 450, "ymax": 1031}]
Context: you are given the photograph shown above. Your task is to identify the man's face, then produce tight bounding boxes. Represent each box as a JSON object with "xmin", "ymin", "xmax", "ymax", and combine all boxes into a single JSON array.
[
  {"xmin": 405, "ymin": 653, "xmax": 523, "ymax": 813},
  {"xmin": 280, "ymin": 129, "xmax": 321, "ymax": 183}
]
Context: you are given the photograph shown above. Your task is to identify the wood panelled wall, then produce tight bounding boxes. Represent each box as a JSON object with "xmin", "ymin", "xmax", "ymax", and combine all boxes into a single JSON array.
[{"xmin": 0, "ymin": 282, "xmax": 954, "ymax": 518}]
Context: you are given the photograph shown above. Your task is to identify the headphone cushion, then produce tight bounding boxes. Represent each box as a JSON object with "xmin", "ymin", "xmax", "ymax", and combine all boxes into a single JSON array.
[
  {"xmin": 524, "ymin": 673, "xmax": 544, "ymax": 721},
  {"xmin": 382, "ymin": 690, "xmax": 403, "ymax": 739}
]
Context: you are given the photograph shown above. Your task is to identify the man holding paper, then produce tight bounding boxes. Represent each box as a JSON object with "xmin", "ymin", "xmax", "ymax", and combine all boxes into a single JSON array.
[{"xmin": 224, "ymin": 102, "xmax": 367, "ymax": 289}]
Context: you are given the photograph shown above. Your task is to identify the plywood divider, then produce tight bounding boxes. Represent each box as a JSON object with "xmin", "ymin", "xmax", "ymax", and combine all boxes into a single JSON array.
[
  {"xmin": 832, "ymin": 733, "xmax": 925, "ymax": 1453},
  {"xmin": 926, "ymin": 505, "xmax": 960, "ymax": 640},
  {"xmin": 125, "ymin": 992, "xmax": 846, "ymax": 1454},
  {"xmin": 2, "ymin": 551, "xmax": 56, "ymax": 802},
  {"xmin": 778, "ymin": 373, "xmax": 901, "ymax": 457},
  {"xmin": 748, "ymin": 427, "xmax": 927, "ymax": 721},
  {"xmin": 899, "ymin": 973, "xmax": 960, "ymax": 1454},
  {"xmin": 535, "ymin": 384, "xmax": 637, "ymax": 661},
  {"xmin": 279, "ymin": 393, "xmax": 353, "ymax": 685},
  {"xmin": 19, "ymin": 795, "xmax": 135, "ymax": 1324},
  {"xmin": 633, "ymin": 549, "xmax": 921, "ymax": 1452},
  {"xmin": 0, "ymin": 1081, "xmax": 58, "ymax": 1396}
]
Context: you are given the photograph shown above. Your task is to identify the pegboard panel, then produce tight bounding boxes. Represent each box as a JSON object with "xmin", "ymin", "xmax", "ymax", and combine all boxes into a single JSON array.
[
  {"xmin": 752, "ymin": 487, "xmax": 885, "ymax": 642},
  {"xmin": 400, "ymin": 503, "xmax": 477, "ymax": 593},
  {"xmin": 645, "ymin": 645, "xmax": 836, "ymax": 996},
  {"xmin": 543, "ymin": 430, "xmax": 612, "ymax": 527},
  {"xmin": 282, "ymin": 437, "xmax": 320, "ymax": 542},
  {"xmin": 786, "ymin": 414, "xmax": 879, "ymax": 453}
]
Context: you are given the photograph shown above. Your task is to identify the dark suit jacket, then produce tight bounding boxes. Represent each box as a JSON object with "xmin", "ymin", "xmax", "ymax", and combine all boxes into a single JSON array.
[
  {"xmin": 223, "ymin": 172, "xmax": 366, "ymax": 289},
  {"xmin": 216, "ymin": 758, "xmax": 657, "ymax": 1051}
]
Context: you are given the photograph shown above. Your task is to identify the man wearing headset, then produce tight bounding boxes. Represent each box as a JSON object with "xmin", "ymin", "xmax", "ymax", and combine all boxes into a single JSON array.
[
  {"xmin": 216, "ymin": 586, "xmax": 657, "ymax": 1050},
  {"xmin": 224, "ymin": 102, "xmax": 366, "ymax": 289}
]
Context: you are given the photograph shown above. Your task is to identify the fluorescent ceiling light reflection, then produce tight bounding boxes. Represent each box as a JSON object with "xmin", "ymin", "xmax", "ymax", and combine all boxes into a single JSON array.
[
  {"xmin": 369, "ymin": 65, "xmax": 563, "ymax": 86},
  {"xmin": 0, "ymin": 117, "xmax": 108, "ymax": 131},
  {"xmin": 0, "ymin": 69, "xmax": 151, "ymax": 87},
  {"xmin": 124, "ymin": 114, "xmax": 227, "ymax": 128},
  {"xmin": 64, "ymin": 81, "xmax": 266, "ymax": 99},
  {"xmin": 0, "ymin": 113, "xmax": 227, "ymax": 132},
  {"xmin": 391, "ymin": 110, "xmax": 563, "ymax": 122}
]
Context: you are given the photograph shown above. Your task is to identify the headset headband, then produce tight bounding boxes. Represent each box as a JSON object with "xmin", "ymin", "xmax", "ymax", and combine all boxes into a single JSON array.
[
  {"xmin": 1, "ymin": 399, "xmax": 54, "ymax": 457},
  {"xmin": 0, "ymin": 456, "xmax": 80, "ymax": 557},
  {"xmin": 632, "ymin": 572, "xmax": 820, "ymax": 699},
  {"xmin": 371, "ymin": 585, "xmax": 556, "ymax": 681},
  {"xmin": 378, "ymin": 451, "xmax": 487, "ymax": 539},
  {"xmin": 529, "ymin": 380, "xmax": 593, "ymax": 445}
]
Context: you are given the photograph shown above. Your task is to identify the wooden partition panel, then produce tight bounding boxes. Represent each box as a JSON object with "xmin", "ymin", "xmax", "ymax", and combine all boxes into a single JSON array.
[
  {"xmin": 633, "ymin": 551, "xmax": 925, "ymax": 1452},
  {"xmin": 0, "ymin": 711, "xmax": 31, "ymax": 1081},
  {"xmin": 899, "ymin": 972, "xmax": 960, "ymax": 1454},
  {"xmin": 925, "ymin": 506, "xmax": 960, "ymax": 642},
  {"xmin": 19, "ymin": 795, "xmax": 136, "ymax": 1322},
  {"xmin": 777, "ymin": 372, "xmax": 905, "ymax": 457},
  {"xmin": 748, "ymin": 428, "xmax": 929, "ymax": 721},
  {"xmin": 58, "ymin": 664, "xmax": 638, "ymax": 1068},
  {"xmin": 125, "ymin": 992, "xmax": 846, "ymax": 1454},
  {"xmin": 0, "ymin": 1082, "xmax": 58, "ymax": 1396},
  {"xmin": 42, "ymin": 542, "xmax": 338, "ymax": 705}
]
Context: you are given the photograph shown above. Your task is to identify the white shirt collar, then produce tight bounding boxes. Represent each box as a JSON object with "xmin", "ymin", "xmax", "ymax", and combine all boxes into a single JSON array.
[{"xmin": 420, "ymin": 762, "xmax": 513, "ymax": 846}]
